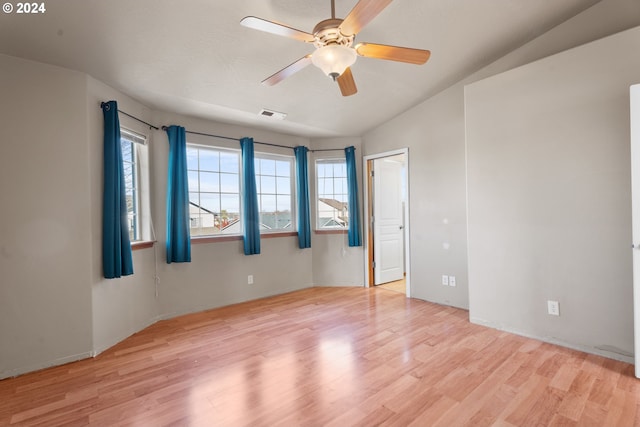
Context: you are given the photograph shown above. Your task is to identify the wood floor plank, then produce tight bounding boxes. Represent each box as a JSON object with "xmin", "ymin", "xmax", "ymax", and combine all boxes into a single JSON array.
[{"xmin": 0, "ymin": 287, "xmax": 638, "ymax": 426}]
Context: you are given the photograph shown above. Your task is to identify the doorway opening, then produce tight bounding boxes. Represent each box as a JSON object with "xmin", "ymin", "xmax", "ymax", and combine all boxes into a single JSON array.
[{"xmin": 363, "ymin": 149, "xmax": 411, "ymax": 297}]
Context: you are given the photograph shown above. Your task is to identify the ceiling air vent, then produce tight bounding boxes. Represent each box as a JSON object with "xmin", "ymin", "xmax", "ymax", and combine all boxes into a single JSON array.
[{"xmin": 259, "ymin": 109, "xmax": 287, "ymax": 120}]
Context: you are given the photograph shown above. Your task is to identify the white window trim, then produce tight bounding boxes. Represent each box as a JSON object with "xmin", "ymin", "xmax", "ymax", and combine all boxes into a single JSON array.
[
  {"xmin": 254, "ymin": 151, "xmax": 297, "ymax": 234},
  {"xmin": 187, "ymin": 143, "xmax": 243, "ymax": 238},
  {"xmin": 315, "ymin": 158, "xmax": 348, "ymax": 230},
  {"xmin": 121, "ymin": 128, "xmax": 148, "ymax": 242}
]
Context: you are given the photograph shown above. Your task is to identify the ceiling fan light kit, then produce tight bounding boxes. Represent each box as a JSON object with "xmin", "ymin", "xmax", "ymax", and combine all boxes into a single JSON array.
[
  {"xmin": 312, "ymin": 45, "xmax": 357, "ymax": 81},
  {"xmin": 240, "ymin": 0, "xmax": 431, "ymax": 96}
]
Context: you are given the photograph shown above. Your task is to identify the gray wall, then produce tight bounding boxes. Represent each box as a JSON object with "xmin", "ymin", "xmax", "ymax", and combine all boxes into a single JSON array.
[
  {"xmin": 0, "ymin": 55, "xmax": 93, "ymax": 377},
  {"xmin": 87, "ymin": 76, "xmax": 159, "ymax": 355},
  {"xmin": 310, "ymin": 137, "xmax": 365, "ymax": 287},
  {"xmin": 3, "ymin": 0, "xmax": 640, "ymax": 378},
  {"xmin": 465, "ymin": 26, "xmax": 640, "ymax": 362},
  {"xmin": 361, "ymin": 0, "xmax": 640, "ymax": 359},
  {"xmin": 151, "ymin": 111, "xmax": 315, "ymax": 319},
  {"xmin": 362, "ymin": 87, "xmax": 469, "ymax": 308}
]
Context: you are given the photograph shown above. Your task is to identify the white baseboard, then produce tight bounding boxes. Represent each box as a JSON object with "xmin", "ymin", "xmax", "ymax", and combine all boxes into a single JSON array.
[{"xmin": 470, "ymin": 316, "xmax": 634, "ymax": 365}]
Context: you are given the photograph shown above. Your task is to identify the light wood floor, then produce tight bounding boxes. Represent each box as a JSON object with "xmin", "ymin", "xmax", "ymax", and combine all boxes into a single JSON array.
[
  {"xmin": 377, "ymin": 278, "xmax": 406, "ymax": 294},
  {"xmin": 1, "ymin": 287, "xmax": 638, "ymax": 426}
]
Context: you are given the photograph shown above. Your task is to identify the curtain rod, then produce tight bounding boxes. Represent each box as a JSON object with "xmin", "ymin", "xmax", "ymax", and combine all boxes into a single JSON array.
[
  {"xmin": 99, "ymin": 103, "xmax": 352, "ymax": 153},
  {"xmin": 161, "ymin": 126, "xmax": 349, "ymax": 153},
  {"xmin": 100, "ymin": 102, "xmax": 159, "ymax": 130}
]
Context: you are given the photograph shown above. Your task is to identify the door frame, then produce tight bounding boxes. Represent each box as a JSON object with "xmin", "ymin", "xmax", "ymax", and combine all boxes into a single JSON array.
[
  {"xmin": 362, "ymin": 148, "xmax": 411, "ymax": 297},
  {"xmin": 631, "ymin": 84, "xmax": 640, "ymax": 378}
]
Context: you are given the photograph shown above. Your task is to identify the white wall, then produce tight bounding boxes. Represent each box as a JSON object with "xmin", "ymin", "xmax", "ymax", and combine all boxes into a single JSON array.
[
  {"xmin": 310, "ymin": 137, "xmax": 365, "ymax": 287},
  {"xmin": 151, "ymin": 111, "xmax": 314, "ymax": 319},
  {"xmin": 0, "ymin": 55, "xmax": 93, "ymax": 378},
  {"xmin": 465, "ymin": 26, "xmax": 640, "ymax": 362}
]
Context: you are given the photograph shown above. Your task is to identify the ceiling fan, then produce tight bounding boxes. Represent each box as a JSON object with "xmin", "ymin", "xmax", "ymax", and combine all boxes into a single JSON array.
[{"xmin": 240, "ymin": 0, "xmax": 431, "ymax": 97}]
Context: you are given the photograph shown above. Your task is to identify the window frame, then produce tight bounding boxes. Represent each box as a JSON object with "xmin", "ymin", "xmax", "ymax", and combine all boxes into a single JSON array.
[
  {"xmin": 186, "ymin": 143, "xmax": 243, "ymax": 239},
  {"xmin": 315, "ymin": 158, "xmax": 349, "ymax": 231},
  {"xmin": 254, "ymin": 152, "xmax": 296, "ymax": 234},
  {"xmin": 120, "ymin": 128, "xmax": 146, "ymax": 242}
]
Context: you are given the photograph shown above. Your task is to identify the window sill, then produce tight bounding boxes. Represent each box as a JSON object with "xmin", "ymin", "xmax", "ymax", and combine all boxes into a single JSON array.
[
  {"xmin": 131, "ymin": 241, "xmax": 155, "ymax": 251},
  {"xmin": 315, "ymin": 229, "xmax": 348, "ymax": 235},
  {"xmin": 191, "ymin": 231, "xmax": 297, "ymax": 244},
  {"xmin": 262, "ymin": 231, "xmax": 297, "ymax": 239},
  {"xmin": 192, "ymin": 235, "xmax": 242, "ymax": 244}
]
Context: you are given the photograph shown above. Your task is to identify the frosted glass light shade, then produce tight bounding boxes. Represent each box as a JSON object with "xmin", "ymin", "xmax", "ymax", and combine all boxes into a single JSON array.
[{"xmin": 311, "ymin": 45, "xmax": 357, "ymax": 80}]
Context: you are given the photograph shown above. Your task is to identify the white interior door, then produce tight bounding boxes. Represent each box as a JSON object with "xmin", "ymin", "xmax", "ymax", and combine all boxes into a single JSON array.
[
  {"xmin": 373, "ymin": 157, "xmax": 404, "ymax": 285},
  {"xmin": 631, "ymin": 84, "xmax": 640, "ymax": 378}
]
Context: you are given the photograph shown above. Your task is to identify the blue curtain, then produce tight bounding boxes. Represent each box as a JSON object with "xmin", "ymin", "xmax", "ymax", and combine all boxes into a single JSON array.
[
  {"xmin": 102, "ymin": 101, "xmax": 134, "ymax": 278},
  {"xmin": 345, "ymin": 146, "xmax": 362, "ymax": 247},
  {"xmin": 165, "ymin": 125, "xmax": 191, "ymax": 263},
  {"xmin": 294, "ymin": 146, "xmax": 311, "ymax": 249},
  {"xmin": 241, "ymin": 137, "xmax": 261, "ymax": 255}
]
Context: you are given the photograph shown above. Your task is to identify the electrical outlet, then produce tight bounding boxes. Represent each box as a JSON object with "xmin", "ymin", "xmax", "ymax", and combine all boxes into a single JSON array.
[
  {"xmin": 547, "ymin": 300, "xmax": 560, "ymax": 316},
  {"xmin": 441, "ymin": 275, "xmax": 449, "ymax": 286},
  {"xmin": 248, "ymin": 275, "xmax": 254, "ymax": 285},
  {"xmin": 449, "ymin": 276, "xmax": 456, "ymax": 287}
]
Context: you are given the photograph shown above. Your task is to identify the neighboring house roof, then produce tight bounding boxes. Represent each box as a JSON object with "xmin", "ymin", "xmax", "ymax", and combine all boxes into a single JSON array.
[
  {"xmin": 222, "ymin": 218, "xmax": 241, "ymax": 231},
  {"xmin": 319, "ymin": 198, "xmax": 347, "ymax": 211},
  {"xmin": 189, "ymin": 201, "xmax": 216, "ymax": 215}
]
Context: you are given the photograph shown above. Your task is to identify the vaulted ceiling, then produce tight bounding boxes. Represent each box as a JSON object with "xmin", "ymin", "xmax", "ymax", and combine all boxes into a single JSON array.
[{"xmin": 0, "ymin": 0, "xmax": 601, "ymax": 137}]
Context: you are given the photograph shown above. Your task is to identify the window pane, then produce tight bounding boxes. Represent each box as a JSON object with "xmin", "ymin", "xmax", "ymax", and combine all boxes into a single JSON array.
[
  {"xmin": 316, "ymin": 160, "xmax": 348, "ymax": 229},
  {"xmin": 187, "ymin": 144, "xmax": 243, "ymax": 237},
  {"xmin": 199, "ymin": 150, "xmax": 219, "ymax": 172},
  {"xmin": 187, "ymin": 147, "xmax": 198, "ymax": 170},
  {"xmin": 277, "ymin": 195, "xmax": 291, "ymax": 212},
  {"xmin": 276, "ymin": 177, "xmax": 290, "ymax": 195},
  {"xmin": 220, "ymin": 152, "xmax": 238, "ymax": 173},
  {"xmin": 221, "ymin": 195, "xmax": 241, "ymax": 234},
  {"xmin": 126, "ymin": 189, "xmax": 136, "ymax": 214},
  {"xmin": 120, "ymin": 136, "xmax": 139, "ymax": 240},
  {"xmin": 318, "ymin": 178, "xmax": 328, "ymax": 197},
  {"xmin": 261, "ymin": 175, "xmax": 276, "ymax": 194},
  {"xmin": 199, "ymin": 172, "xmax": 220, "ymax": 193},
  {"xmin": 121, "ymin": 140, "xmax": 134, "ymax": 163},
  {"xmin": 200, "ymin": 193, "xmax": 220, "ymax": 213},
  {"xmin": 317, "ymin": 163, "xmax": 327, "ymax": 178},
  {"xmin": 221, "ymin": 194, "xmax": 240, "ymax": 214},
  {"xmin": 336, "ymin": 178, "xmax": 347, "ymax": 195},
  {"xmin": 261, "ymin": 194, "xmax": 277, "ymax": 213},
  {"xmin": 188, "ymin": 171, "xmax": 199, "ymax": 192},
  {"xmin": 220, "ymin": 172, "xmax": 239, "ymax": 193},
  {"xmin": 260, "ymin": 158, "xmax": 276, "ymax": 175},
  {"xmin": 275, "ymin": 160, "xmax": 289, "ymax": 177}
]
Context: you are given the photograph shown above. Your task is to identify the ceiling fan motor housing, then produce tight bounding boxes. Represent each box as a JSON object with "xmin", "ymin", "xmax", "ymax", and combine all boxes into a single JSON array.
[{"xmin": 312, "ymin": 18, "xmax": 354, "ymax": 49}]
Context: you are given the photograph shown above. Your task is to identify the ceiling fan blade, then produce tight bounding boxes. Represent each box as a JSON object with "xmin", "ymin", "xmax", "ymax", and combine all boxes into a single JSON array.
[
  {"xmin": 337, "ymin": 67, "xmax": 357, "ymax": 97},
  {"xmin": 262, "ymin": 55, "xmax": 313, "ymax": 86},
  {"xmin": 339, "ymin": 0, "xmax": 393, "ymax": 36},
  {"xmin": 240, "ymin": 16, "xmax": 315, "ymax": 43},
  {"xmin": 355, "ymin": 42, "xmax": 431, "ymax": 65}
]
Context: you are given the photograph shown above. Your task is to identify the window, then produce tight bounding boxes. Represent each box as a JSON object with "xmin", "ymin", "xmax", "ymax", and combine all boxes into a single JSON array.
[
  {"xmin": 316, "ymin": 159, "xmax": 348, "ymax": 229},
  {"xmin": 187, "ymin": 144, "xmax": 297, "ymax": 238},
  {"xmin": 187, "ymin": 145, "xmax": 241, "ymax": 237},
  {"xmin": 255, "ymin": 154, "xmax": 294, "ymax": 231},
  {"xmin": 120, "ymin": 129, "xmax": 146, "ymax": 241}
]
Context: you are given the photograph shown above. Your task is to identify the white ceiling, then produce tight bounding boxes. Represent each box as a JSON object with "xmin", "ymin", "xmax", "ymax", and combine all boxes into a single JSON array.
[{"xmin": 0, "ymin": 0, "xmax": 601, "ymax": 137}]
